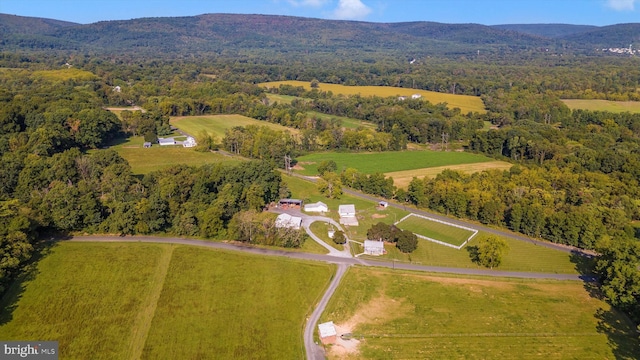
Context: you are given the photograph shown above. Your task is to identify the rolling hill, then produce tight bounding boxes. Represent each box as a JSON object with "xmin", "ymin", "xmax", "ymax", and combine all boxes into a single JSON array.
[{"xmin": 0, "ymin": 13, "xmax": 636, "ymax": 57}]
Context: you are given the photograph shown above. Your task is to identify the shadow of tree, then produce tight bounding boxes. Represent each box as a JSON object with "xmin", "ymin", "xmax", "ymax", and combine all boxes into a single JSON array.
[
  {"xmin": 466, "ymin": 245, "xmax": 479, "ymax": 265},
  {"xmin": 594, "ymin": 308, "xmax": 640, "ymax": 360},
  {"xmin": 0, "ymin": 238, "xmax": 61, "ymax": 326}
]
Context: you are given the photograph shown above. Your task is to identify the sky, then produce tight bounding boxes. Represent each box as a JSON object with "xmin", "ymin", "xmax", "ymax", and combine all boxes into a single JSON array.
[{"xmin": 0, "ymin": 0, "xmax": 638, "ymax": 26}]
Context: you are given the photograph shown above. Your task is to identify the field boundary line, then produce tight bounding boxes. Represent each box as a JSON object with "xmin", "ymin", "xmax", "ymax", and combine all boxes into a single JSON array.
[
  {"xmin": 128, "ymin": 244, "xmax": 175, "ymax": 360},
  {"xmin": 396, "ymin": 213, "xmax": 478, "ymax": 250}
]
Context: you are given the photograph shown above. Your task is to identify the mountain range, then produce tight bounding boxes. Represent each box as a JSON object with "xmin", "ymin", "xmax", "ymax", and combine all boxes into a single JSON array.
[{"xmin": 1, "ymin": 13, "xmax": 638, "ymax": 57}]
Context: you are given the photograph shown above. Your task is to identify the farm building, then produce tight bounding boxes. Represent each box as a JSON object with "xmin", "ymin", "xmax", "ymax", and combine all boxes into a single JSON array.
[
  {"xmin": 364, "ymin": 240, "xmax": 385, "ymax": 256},
  {"xmin": 183, "ymin": 136, "xmax": 197, "ymax": 148},
  {"xmin": 411, "ymin": 94, "xmax": 422, "ymax": 99},
  {"xmin": 318, "ymin": 321, "xmax": 337, "ymax": 345},
  {"xmin": 278, "ymin": 199, "xmax": 303, "ymax": 209},
  {"xmin": 158, "ymin": 138, "xmax": 176, "ymax": 146},
  {"xmin": 275, "ymin": 213, "xmax": 302, "ymax": 230},
  {"xmin": 143, "ymin": 142, "xmax": 152, "ymax": 148},
  {"xmin": 338, "ymin": 204, "xmax": 358, "ymax": 226},
  {"xmin": 304, "ymin": 201, "xmax": 328, "ymax": 213},
  {"xmin": 378, "ymin": 201, "xmax": 388, "ymax": 209}
]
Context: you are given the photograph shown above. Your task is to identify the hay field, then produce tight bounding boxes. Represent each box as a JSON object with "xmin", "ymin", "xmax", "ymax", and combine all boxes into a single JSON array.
[
  {"xmin": 260, "ymin": 80, "xmax": 486, "ymax": 114},
  {"xmin": 562, "ymin": 99, "xmax": 640, "ymax": 113},
  {"xmin": 171, "ymin": 114, "xmax": 299, "ymax": 139},
  {"xmin": 386, "ymin": 160, "xmax": 513, "ymax": 188},
  {"xmin": 0, "ymin": 242, "xmax": 334, "ymax": 360},
  {"xmin": 321, "ymin": 267, "xmax": 639, "ymax": 359}
]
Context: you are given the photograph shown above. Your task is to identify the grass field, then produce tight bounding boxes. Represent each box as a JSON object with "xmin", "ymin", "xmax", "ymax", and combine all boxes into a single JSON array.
[
  {"xmin": 321, "ymin": 267, "xmax": 639, "ymax": 359},
  {"xmin": 307, "ymin": 111, "xmax": 377, "ymax": 130},
  {"xmin": 386, "ymin": 160, "xmax": 513, "ymax": 188},
  {"xmin": 0, "ymin": 242, "xmax": 334, "ymax": 360},
  {"xmin": 105, "ymin": 136, "xmax": 241, "ymax": 175},
  {"xmin": 562, "ymin": 99, "xmax": 640, "ymax": 113},
  {"xmin": 170, "ymin": 114, "xmax": 299, "ymax": 140},
  {"xmin": 395, "ymin": 214, "xmax": 476, "ymax": 247},
  {"xmin": 260, "ymin": 80, "xmax": 487, "ymax": 114},
  {"xmin": 294, "ymin": 150, "xmax": 495, "ymax": 176}
]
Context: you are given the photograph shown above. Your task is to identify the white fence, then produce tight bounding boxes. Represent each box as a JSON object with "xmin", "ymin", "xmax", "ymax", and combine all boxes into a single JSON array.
[{"xmin": 395, "ymin": 213, "xmax": 478, "ymax": 250}]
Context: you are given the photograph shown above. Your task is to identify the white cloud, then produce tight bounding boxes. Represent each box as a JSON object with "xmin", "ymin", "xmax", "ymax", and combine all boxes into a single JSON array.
[
  {"xmin": 287, "ymin": 0, "xmax": 330, "ymax": 7},
  {"xmin": 332, "ymin": 0, "xmax": 372, "ymax": 20},
  {"xmin": 606, "ymin": 0, "xmax": 637, "ymax": 11}
]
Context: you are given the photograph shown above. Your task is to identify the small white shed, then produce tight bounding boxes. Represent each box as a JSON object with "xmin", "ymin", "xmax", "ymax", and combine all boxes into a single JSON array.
[
  {"xmin": 275, "ymin": 213, "xmax": 302, "ymax": 230},
  {"xmin": 318, "ymin": 321, "xmax": 337, "ymax": 344}
]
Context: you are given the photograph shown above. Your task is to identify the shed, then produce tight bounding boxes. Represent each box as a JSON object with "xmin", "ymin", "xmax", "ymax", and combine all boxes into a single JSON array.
[
  {"xmin": 304, "ymin": 201, "xmax": 328, "ymax": 213},
  {"xmin": 143, "ymin": 142, "xmax": 152, "ymax": 148},
  {"xmin": 411, "ymin": 94, "xmax": 422, "ymax": 99},
  {"xmin": 318, "ymin": 321, "xmax": 337, "ymax": 345},
  {"xmin": 278, "ymin": 199, "xmax": 303, "ymax": 209},
  {"xmin": 364, "ymin": 240, "xmax": 385, "ymax": 256},
  {"xmin": 275, "ymin": 213, "xmax": 302, "ymax": 230},
  {"xmin": 378, "ymin": 201, "xmax": 388, "ymax": 209}
]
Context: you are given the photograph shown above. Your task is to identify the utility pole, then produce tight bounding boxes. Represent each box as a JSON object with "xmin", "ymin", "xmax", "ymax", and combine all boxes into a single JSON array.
[{"xmin": 284, "ymin": 154, "xmax": 292, "ymax": 175}]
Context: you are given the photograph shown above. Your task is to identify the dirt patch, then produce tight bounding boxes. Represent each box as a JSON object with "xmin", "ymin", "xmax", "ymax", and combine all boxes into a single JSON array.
[
  {"xmin": 327, "ymin": 295, "xmax": 413, "ymax": 359},
  {"xmin": 371, "ymin": 214, "xmax": 387, "ymax": 219},
  {"xmin": 291, "ymin": 164, "xmax": 305, "ymax": 170}
]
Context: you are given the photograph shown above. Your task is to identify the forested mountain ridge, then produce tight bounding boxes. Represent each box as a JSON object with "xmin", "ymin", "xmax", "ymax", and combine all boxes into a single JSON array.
[{"xmin": 0, "ymin": 13, "xmax": 637, "ymax": 56}]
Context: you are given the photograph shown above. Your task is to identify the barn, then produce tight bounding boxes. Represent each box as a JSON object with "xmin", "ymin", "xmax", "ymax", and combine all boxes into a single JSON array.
[{"xmin": 338, "ymin": 204, "xmax": 358, "ymax": 226}]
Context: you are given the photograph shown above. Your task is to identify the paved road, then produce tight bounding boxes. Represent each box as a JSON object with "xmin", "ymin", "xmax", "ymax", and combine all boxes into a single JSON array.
[{"xmin": 303, "ymin": 263, "xmax": 348, "ymax": 360}]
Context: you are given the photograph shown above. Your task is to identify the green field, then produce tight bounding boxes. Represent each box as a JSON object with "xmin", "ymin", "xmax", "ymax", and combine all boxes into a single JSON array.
[
  {"xmin": 396, "ymin": 215, "xmax": 476, "ymax": 247},
  {"xmin": 170, "ymin": 114, "xmax": 299, "ymax": 140},
  {"xmin": 307, "ymin": 111, "xmax": 377, "ymax": 130},
  {"xmin": 295, "ymin": 150, "xmax": 494, "ymax": 176},
  {"xmin": 260, "ymin": 80, "xmax": 487, "ymax": 114},
  {"xmin": 562, "ymin": 99, "xmax": 640, "ymax": 113},
  {"xmin": 321, "ymin": 267, "xmax": 639, "ymax": 359},
  {"xmin": 0, "ymin": 242, "xmax": 334, "ymax": 359},
  {"xmin": 105, "ymin": 136, "xmax": 241, "ymax": 175}
]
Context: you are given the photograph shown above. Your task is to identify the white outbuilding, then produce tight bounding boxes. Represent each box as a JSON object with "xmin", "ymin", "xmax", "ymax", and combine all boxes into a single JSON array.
[
  {"xmin": 275, "ymin": 213, "xmax": 302, "ymax": 230},
  {"xmin": 364, "ymin": 240, "xmax": 385, "ymax": 256},
  {"xmin": 304, "ymin": 201, "xmax": 328, "ymax": 213},
  {"xmin": 318, "ymin": 321, "xmax": 337, "ymax": 344}
]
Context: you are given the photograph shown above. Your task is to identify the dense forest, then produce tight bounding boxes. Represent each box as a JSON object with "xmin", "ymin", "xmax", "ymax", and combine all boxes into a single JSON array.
[{"xmin": 0, "ymin": 13, "xmax": 639, "ymax": 324}]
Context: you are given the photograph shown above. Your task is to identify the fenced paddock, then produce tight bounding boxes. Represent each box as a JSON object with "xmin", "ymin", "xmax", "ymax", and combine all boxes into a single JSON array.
[{"xmin": 395, "ymin": 214, "xmax": 478, "ymax": 249}]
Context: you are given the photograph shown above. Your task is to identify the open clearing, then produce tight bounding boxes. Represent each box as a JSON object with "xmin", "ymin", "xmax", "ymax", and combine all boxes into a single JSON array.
[
  {"xmin": 562, "ymin": 99, "xmax": 640, "ymax": 113},
  {"xmin": 171, "ymin": 114, "xmax": 299, "ymax": 139},
  {"xmin": 105, "ymin": 136, "xmax": 241, "ymax": 175},
  {"xmin": 295, "ymin": 150, "xmax": 494, "ymax": 176},
  {"xmin": 322, "ymin": 267, "xmax": 639, "ymax": 360},
  {"xmin": 260, "ymin": 80, "xmax": 487, "ymax": 114},
  {"xmin": 386, "ymin": 160, "xmax": 513, "ymax": 188},
  {"xmin": 0, "ymin": 242, "xmax": 333, "ymax": 359}
]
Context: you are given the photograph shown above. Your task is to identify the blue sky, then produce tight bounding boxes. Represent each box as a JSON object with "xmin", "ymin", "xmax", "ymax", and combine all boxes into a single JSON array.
[{"xmin": 1, "ymin": 0, "xmax": 638, "ymax": 26}]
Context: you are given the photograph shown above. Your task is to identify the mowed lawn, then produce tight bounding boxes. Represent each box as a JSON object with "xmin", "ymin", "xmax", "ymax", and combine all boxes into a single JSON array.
[
  {"xmin": 106, "ymin": 136, "xmax": 241, "ymax": 175},
  {"xmin": 0, "ymin": 242, "xmax": 334, "ymax": 360},
  {"xmin": 260, "ymin": 80, "xmax": 487, "ymax": 114},
  {"xmin": 170, "ymin": 114, "xmax": 299, "ymax": 140},
  {"xmin": 562, "ymin": 99, "xmax": 640, "ymax": 113},
  {"xmin": 307, "ymin": 111, "xmax": 377, "ymax": 130},
  {"xmin": 295, "ymin": 150, "xmax": 494, "ymax": 176},
  {"xmin": 396, "ymin": 215, "xmax": 475, "ymax": 246},
  {"xmin": 321, "ymin": 267, "xmax": 639, "ymax": 360}
]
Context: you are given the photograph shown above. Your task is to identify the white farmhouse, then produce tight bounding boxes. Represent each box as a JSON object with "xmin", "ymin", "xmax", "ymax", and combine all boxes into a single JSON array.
[
  {"xmin": 364, "ymin": 240, "xmax": 385, "ymax": 256},
  {"xmin": 183, "ymin": 136, "xmax": 197, "ymax": 148}
]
